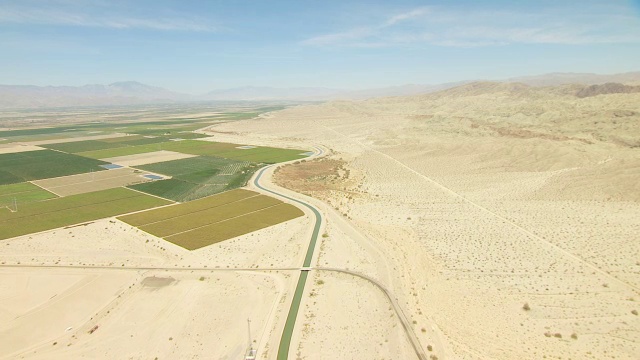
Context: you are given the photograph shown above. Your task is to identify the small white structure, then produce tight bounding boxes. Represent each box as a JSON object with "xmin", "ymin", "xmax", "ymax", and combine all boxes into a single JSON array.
[{"xmin": 244, "ymin": 349, "xmax": 257, "ymax": 360}]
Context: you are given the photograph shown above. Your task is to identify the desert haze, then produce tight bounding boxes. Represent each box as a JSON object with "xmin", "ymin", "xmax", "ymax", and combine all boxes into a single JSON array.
[{"xmin": 0, "ymin": 80, "xmax": 639, "ymax": 360}]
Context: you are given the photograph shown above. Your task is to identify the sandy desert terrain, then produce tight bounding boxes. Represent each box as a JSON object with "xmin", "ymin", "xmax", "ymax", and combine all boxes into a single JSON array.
[
  {"xmin": 1, "ymin": 82, "xmax": 639, "ymax": 360},
  {"xmin": 206, "ymin": 82, "xmax": 640, "ymax": 359}
]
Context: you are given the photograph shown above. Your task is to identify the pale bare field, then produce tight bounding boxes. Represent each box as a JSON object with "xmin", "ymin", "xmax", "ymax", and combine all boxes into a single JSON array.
[
  {"xmin": 206, "ymin": 83, "xmax": 640, "ymax": 359},
  {"xmin": 0, "ymin": 144, "xmax": 43, "ymax": 154},
  {"xmin": 32, "ymin": 168, "xmax": 154, "ymax": 196},
  {"xmin": 101, "ymin": 150, "xmax": 197, "ymax": 166},
  {"xmin": 22, "ymin": 133, "xmax": 128, "ymax": 145}
]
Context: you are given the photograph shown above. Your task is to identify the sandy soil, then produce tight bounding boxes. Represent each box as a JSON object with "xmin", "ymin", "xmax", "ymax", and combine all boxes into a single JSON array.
[
  {"xmin": 203, "ymin": 85, "xmax": 640, "ymax": 359},
  {"xmin": 101, "ymin": 150, "xmax": 198, "ymax": 166},
  {"xmin": 0, "ymin": 215, "xmax": 309, "ymax": 360}
]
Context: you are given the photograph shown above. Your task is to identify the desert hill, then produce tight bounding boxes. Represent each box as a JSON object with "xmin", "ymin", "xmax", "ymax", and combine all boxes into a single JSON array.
[{"xmin": 576, "ymin": 82, "xmax": 640, "ymax": 98}]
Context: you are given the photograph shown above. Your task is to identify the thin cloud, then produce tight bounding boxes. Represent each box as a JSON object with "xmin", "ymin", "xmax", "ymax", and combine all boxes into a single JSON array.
[
  {"xmin": 384, "ymin": 7, "xmax": 430, "ymax": 27},
  {"xmin": 0, "ymin": 5, "xmax": 219, "ymax": 32},
  {"xmin": 301, "ymin": 4, "xmax": 640, "ymax": 48},
  {"xmin": 301, "ymin": 27, "xmax": 375, "ymax": 46}
]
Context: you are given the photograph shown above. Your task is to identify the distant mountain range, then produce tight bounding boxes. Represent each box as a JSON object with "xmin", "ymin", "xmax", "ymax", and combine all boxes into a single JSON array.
[
  {"xmin": 0, "ymin": 72, "xmax": 639, "ymax": 109},
  {"xmin": 0, "ymin": 81, "xmax": 187, "ymax": 109}
]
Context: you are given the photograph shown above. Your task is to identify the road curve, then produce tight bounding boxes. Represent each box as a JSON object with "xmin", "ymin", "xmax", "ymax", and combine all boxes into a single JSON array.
[{"xmin": 251, "ymin": 146, "xmax": 428, "ymax": 360}]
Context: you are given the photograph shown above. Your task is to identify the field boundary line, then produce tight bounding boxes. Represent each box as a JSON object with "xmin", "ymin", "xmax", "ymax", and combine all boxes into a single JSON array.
[
  {"xmin": 323, "ymin": 125, "xmax": 640, "ymax": 294},
  {"xmin": 28, "ymin": 181, "xmax": 63, "ymax": 198},
  {"xmin": 124, "ymin": 185, "xmax": 178, "ymax": 202},
  {"xmin": 164, "ymin": 202, "xmax": 284, "ymax": 238},
  {"xmin": 0, "ymin": 190, "xmax": 151, "ymax": 223},
  {"xmin": 131, "ymin": 193, "xmax": 261, "ymax": 227}
]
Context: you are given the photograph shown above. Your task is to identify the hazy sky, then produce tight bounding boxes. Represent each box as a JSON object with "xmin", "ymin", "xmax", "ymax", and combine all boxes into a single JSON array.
[{"xmin": 1, "ymin": 0, "xmax": 639, "ymax": 93}]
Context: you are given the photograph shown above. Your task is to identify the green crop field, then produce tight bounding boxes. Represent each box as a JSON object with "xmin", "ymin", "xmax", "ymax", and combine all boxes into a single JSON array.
[
  {"xmin": 42, "ymin": 140, "xmax": 127, "ymax": 153},
  {"xmin": 118, "ymin": 189, "xmax": 303, "ymax": 250},
  {"xmin": 128, "ymin": 156, "xmax": 261, "ymax": 202},
  {"xmin": 0, "ymin": 187, "xmax": 172, "ymax": 240},
  {"xmin": 0, "ymin": 182, "xmax": 57, "ymax": 208},
  {"xmin": 159, "ymin": 140, "xmax": 307, "ymax": 163},
  {"xmin": 127, "ymin": 179, "xmax": 221, "ymax": 202},
  {"xmin": 0, "ymin": 150, "xmax": 109, "ymax": 185},
  {"xmin": 0, "ymin": 125, "xmax": 81, "ymax": 138},
  {"xmin": 135, "ymin": 156, "xmax": 238, "ymax": 182}
]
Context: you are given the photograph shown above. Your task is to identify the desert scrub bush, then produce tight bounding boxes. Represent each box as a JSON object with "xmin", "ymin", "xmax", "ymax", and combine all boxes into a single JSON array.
[{"xmin": 522, "ymin": 302, "xmax": 531, "ymax": 311}]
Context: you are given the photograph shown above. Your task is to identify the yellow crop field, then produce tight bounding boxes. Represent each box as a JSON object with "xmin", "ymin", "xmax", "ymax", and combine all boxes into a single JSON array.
[{"xmin": 118, "ymin": 188, "xmax": 304, "ymax": 250}]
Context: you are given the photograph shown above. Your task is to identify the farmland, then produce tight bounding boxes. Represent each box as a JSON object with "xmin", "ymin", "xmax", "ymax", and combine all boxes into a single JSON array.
[
  {"xmin": 118, "ymin": 189, "xmax": 304, "ymax": 249},
  {"xmin": 42, "ymin": 134, "xmax": 210, "ymax": 154},
  {"xmin": 78, "ymin": 139, "xmax": 307, "ymax": 163},
  {"xmin": 0, "ymin": 150, "xmax": 109, "ymax": 185},
  {"xmin": 32, "ymin": 168, "xmax": 157, "ymax": 196},
  {"xmin": 41, "ymin": 139, "xmax": 127, "ymax": 153},
  {"xmin": 77, "ymin": 143, "xmax": 167, "ymax": 159},
  {"xmin": 128, "ymin": 156, "xmax": 261, "ymax": 202},
  {"xmin": 0, "ymin": 182, "xmax": 57, "ymax": 208},
  {"xmin": 0, "ymin": 187, "xmax": 172, "ymax": 240},
  {"xmin": 158, "ymin": 140, "xmax": 308, "ymax": 163},
  {"xmin": 101, "ymin": 150, "xmax": 197, "ymax": 167}
]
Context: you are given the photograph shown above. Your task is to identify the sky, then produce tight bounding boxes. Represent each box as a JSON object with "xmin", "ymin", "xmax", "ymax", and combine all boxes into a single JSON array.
[{"xmin": 1, "ymin": 0, "xmax": 639, "ymax": 94}]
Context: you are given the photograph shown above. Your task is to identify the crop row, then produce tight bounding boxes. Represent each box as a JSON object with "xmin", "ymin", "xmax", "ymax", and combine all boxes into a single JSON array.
[
  {"xmin": 140, "ymin": 195, "xmax": 281, "ymax": 237},
  {"xmin": 166, "ymin": 203, "xmax": 304, "ymax": 250},
  {"xmin": 118, "ymin": 188, "xmax": 257, "ymax": 226}
]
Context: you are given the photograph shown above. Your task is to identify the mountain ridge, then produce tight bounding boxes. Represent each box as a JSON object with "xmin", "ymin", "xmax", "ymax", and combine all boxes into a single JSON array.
[{"xmin": 1, "ymin": 71, "xmax": 639, "ymax": 109}]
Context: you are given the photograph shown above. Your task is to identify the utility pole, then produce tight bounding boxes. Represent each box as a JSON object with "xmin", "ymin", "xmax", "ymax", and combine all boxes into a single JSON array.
[{"xmin": 247, "ymin": 319, "xmax": 252, "ymax": 349}]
